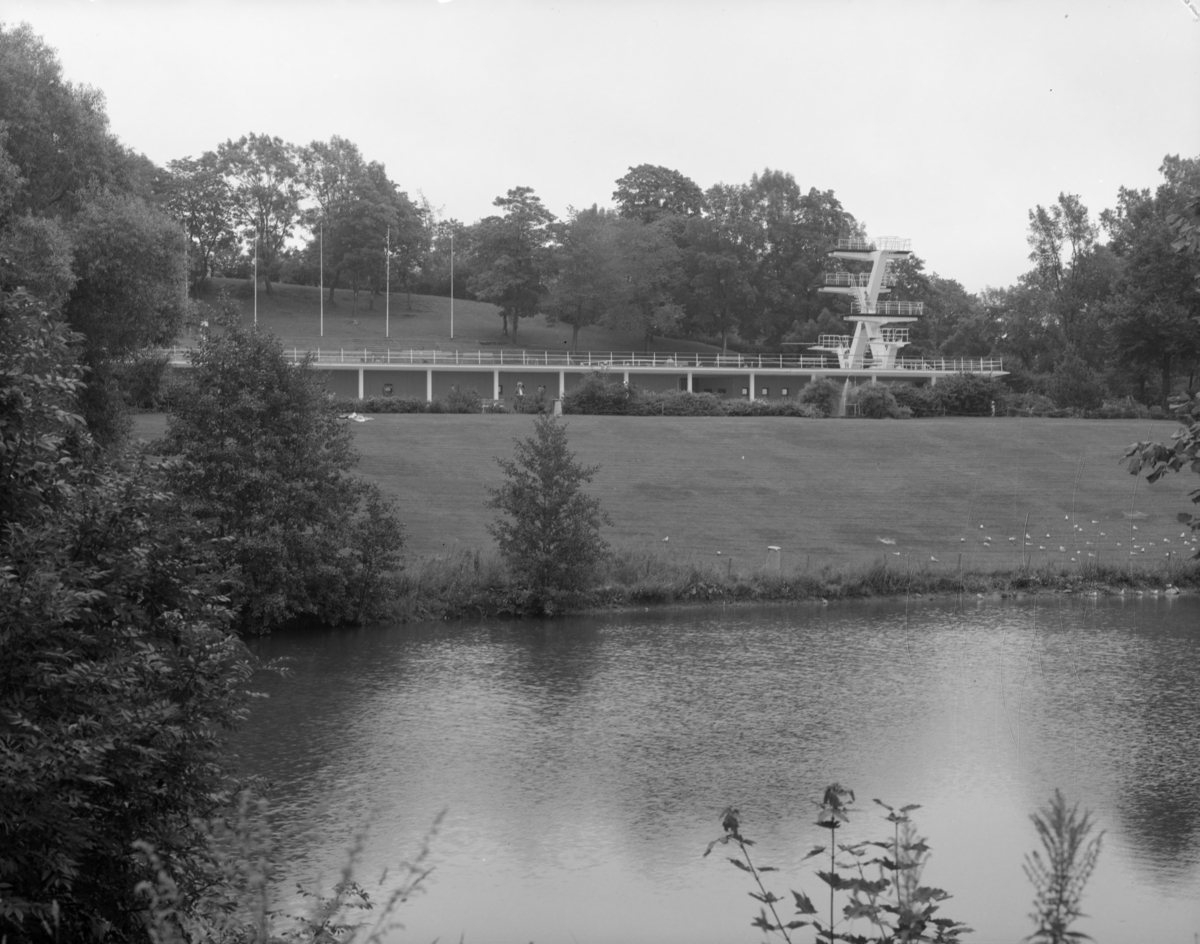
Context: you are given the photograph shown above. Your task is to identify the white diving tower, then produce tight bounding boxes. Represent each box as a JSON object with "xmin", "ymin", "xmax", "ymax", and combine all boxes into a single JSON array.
[{"xmin": 811, "ymin": 236, "xmax": 923, "ymax": 370}]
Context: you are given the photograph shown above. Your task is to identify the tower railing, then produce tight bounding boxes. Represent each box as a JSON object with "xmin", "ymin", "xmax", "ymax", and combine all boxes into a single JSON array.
[
  {"xmin": 822, "ymin": 272, "xmax": 899, "ymax": 287},
  {"xmin": 850, "ymin": 299, "xmax": 924, "ymax": 316},
  {"xmin": 834, "ymin": 236, "xmax": 912, "ymax": 252}
]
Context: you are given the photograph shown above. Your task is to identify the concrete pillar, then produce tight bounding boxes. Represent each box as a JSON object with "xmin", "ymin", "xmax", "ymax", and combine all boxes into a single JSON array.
[
  {"xmin": 749, "ymin": 372, "xmax": 756, "ymax": 401},
  {"xmin": 623, "ymin": 370, "xmax": 629, "ymax": 386},
  {"xmin": 357, "ymin": 368, "xmax": 364, "ymax": 400},
  {"xmin": 686, "ymin": 372, "xmax": 693, "ymax": 392},
  {"xmin": 493, "ymin": 370, "xmax": 500, "ymax": 399},
  {"xmin": 558, "ymin": 370, "xmax": 565, "ymax": 397},
  {"xmin": 426, "ymin": 369, "xmax": 433, "ymax": 402}
]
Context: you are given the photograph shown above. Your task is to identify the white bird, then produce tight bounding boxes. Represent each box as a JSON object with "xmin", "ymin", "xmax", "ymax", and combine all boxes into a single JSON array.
[
  {"xmin": 716, "ymin": 551, "xmax": 721, "ymax": 555},
  {"xmin": 1133, "ymin": 525, "xmax": 1139, "ymax": 531},
  {"xmin": 1008, "ymin": 537, "xmax": 1016, "ymax": 542},
  {"xmin": 1092, "ymin": 520, "xmax": 1099, "ymax": 524},
  {"xmin": 1059, "ymin": 546, "xmax": 1066, "ymax": 552},
  {"xmin": 663, "ymin": 536, "xmax": 669, "ymax": 542},
  {"xmin": 930, "ymin": 556, "xmax": 939, "ymax": 562},
  {"xmin": 983, "ymin": 542, "xmax": 991, "ymax": 547},
  {"xmin": 1065, "ymin": 515, "xmax": 1070, "ymax": 520},
  {"xmin": 1026, "ymin": 533, "xmax": 1032, "ymax": 539},
  {"xmin": 980, "ymin": 524, "xmax": 985, "ymax": 529},
  {"xmin": 960, "ymin": 537, "xmax": 966, "ymax": 542},
  {"xmin": 893, "ymin": 551, "xmax": 901, "ymax": 556},
  {"xmin": 878, "ymin": 537, "xmax": 897, "ymax": 545},
  {"xmin": 1039, "ymin": 545, "xmax": 1046, "ymax": 550}
]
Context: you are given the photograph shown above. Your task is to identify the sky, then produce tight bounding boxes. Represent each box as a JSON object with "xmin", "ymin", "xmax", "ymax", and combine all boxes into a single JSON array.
[{"xmin": 7, "ymin": 0, "xmax": 1200, "ymax": 292}]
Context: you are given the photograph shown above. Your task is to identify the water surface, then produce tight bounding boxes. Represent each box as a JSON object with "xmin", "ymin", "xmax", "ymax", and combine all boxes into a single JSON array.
[{"xmin": 234, "ymin": 596, "xmax": 1200, "ymax": 943}]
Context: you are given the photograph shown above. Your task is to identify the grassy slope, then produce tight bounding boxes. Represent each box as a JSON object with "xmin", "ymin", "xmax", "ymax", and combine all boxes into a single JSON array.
[
  {"xmin": 191, "ymin": 278, "xmax": 723, "ymax": 354},
  {"xmin": 337, "ymin": 414, "xmax": 1192, "ymax": 573}
]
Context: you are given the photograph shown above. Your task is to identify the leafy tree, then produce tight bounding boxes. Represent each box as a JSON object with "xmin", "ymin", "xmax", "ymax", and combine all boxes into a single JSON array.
[
  {"xmin": 162, "ymin": 301, "xmax": 404, "ymax": 631},
  {"xmin": 64, "ymin": 189, "xmax": 187, "ymax": 443},
  {"xmin": 218, "ymin": 133, "xmax": 302, "ymax": 294},
  {"xmin": 0, "ymin": 23, "xmax": 125, "ymax": 217},
  {"xmin": 682, "ymin": 186, "xmax": 758, "ymax": 351},
  {"xmin": 0, "ymin": 211, "xmax": 75, "ymax": 304},
  {"xmin": 469, "ymin": 186, "xmax": 556, "ymax": 337},
  {"xmin": 544, "ymin": 205, "xmax": 622, "ymax": 351},
  {"xmin": 160, "ymin": 151, "xmax": 236, "ymax": 292},
  {"xmin": 1101, "ymin": 155, "xmax": 1200, "ymax": 408},
  {"xmin": 0, "ymin": 287, "xmax": 255, "ymax": 942},
  {"xmin": 741, "ymin": 170, "xmax": 861, "ymax": 344},
  {"xmin": 613, "ymin": 163, "xmax": 707, "ymax": 224},
  {"xmin": 487, "ymin": 414, "xmax": 611, "ymax": 596},
  {"xmin": 605, "ymin": 216, "xmax": 685, "ymax": 346}
]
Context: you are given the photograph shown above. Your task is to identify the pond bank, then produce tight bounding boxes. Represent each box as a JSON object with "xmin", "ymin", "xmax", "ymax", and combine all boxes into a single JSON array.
[{"xmin": 389, "ymin": 548, "xmax": 1200, "ymax": 621}]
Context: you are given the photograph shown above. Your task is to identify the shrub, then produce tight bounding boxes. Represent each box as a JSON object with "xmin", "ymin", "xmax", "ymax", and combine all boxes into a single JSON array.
[
  {"xmin": 162, "ymin": 302, "xmax": 405, "ymax": 632},
  {"xmin": 850, "ymin": 383, "xmax": 904, "ymax": 418},
  {"xmin": 113, "ymin": 352, "xmax": 171, "ymax": 409},
  {"xmin": 446, "ymin": 386, "xmax": 483, "ymax": 413},
  {"xmin": 1003, "ymin": 390, "xmax": 1061, "ymax": 416},
  {"xmin": 890, "ymin": 382, "xmax": 938, "ymax": 417},
  {"xmin": 561, "ymin": 371, "xmax": 632, "ymax": 415},
  {"xmin": 1024, "ymin": 790, "xmax": 1104, "ymax": 944},
  {"xmin": 930, "ymin": 372, "xmax": 1006, "ymax": 416},
  {"xmin": 486, "ymin": 414, "xmax": 611, "ymax": 599},
  {"xmin": 1046, "ymin": 351, "xmax": 1105, "ymax": 411},
  {"xmin": 798, "ymin": 377, "xmax": 843, "ymax": 416}
]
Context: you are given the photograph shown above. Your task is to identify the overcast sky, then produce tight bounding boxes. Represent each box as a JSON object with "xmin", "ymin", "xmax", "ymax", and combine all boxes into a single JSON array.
[{"xmin": 8, "ymin": 0, "xmax": 1200, "ymax": 292}]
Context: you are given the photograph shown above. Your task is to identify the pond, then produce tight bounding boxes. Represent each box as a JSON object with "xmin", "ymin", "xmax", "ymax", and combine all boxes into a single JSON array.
[{"xmin": 233, "ymin": 596, "xmax": 1200, "ymax": 943}]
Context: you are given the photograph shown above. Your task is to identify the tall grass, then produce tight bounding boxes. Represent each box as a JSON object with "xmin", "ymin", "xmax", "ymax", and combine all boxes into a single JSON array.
[{"xmin": 385, "ymin": 544, "xmax": 1199, "ymax": 621}]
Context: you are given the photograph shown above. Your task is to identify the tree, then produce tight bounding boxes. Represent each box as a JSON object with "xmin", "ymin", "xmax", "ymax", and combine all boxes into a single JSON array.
[
  {"xmin": 613, "ymin": 163, "xmax": 707, "ymax": 224},
  {"xmin": 605, "ymin": 217, "xmax": 685, "ymax": 346},
  {"xmin": 469, "ymin": 186, "xmax": 556, "ymax": 337},
  {"xmin": 218, "ymin": 133, "xmax": 302, "ymax": 294},
  {"xmin": 162, "ymin": 300, "xmax": 405, "ymax": 631},
  {"xmin": 64, "ymin": 189, "xmax": 187, "ymax": 443},
  {"xmin": 682, "ymin": 186, "xmax": 758, "ymax": 351},
  {"xmin": 1102, "ymin": 156, "xmax": 1200, "ymax": 408},
  {"xmin": 0, "ymin": 287, "xmax": 255, "ymax": 942},
  {"xmin": 159, "ymin": 151, "xmax": 235, "ymax": 292},
  {"xmin": 544, "ymin": 205, "xmax": 622, "ymax": 351},
  {"xmin": 487, "ymin": 414, "xmax": 611, "ymax": 597},
  {"xmin": 0, "ymin": 23, "xmax": 125, "ymax": 217}
]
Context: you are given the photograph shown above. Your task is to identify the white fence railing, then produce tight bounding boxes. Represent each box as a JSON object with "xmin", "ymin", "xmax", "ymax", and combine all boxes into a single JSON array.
[
  {"xmin": 157, "ymin": 347, "xmax": 1001, "ymax": 373},
  {"xmin": 850, "ymin": 300, "xmax": 924, "ymax": 316},
  {"xmin": 880, "ymin": 327, "xmax": 910, "ymax": 343},
  {"xmin": 822, "ymin": 272, "xmax": 899, "ymax": 287},
  {"xmin": 815, "ymin": 335, "xmax": 853, "ymax": 349},
  {"xmin": 834, "ymin": 236, "xmax": 912, "ymax": 252}
]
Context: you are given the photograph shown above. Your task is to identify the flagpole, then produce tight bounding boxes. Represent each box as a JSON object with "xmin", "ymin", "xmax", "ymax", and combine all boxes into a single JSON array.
[
  {"xmin": 386, "ymin": 225, "xmax": 390, "ymax": 339},
  {"xmin": 450, "ymin": 229, "xmax": 454, "ymax": 340},
  {"xmin": 319, "ymin": 222, "xmax": 324, "ymax": 338},
  {"xmin": 253, "ymin": 233, "xmax": 258, "ymax": 326}
]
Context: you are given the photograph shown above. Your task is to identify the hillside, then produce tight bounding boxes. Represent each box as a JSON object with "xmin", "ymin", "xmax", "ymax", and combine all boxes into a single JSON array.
[
  {"xmin": 135, "ymin": 414, "xmax": 1195, "ymax": 574},
  {"xmin": 188, "ymin": 278, "xmax": 724, "ymax": 355}
]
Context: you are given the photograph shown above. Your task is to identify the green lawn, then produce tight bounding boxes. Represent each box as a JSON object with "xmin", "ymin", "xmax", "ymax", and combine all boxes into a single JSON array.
[
  {"xmin": 190, "ymin": 278, "xmax": 723, "ymax": 355},
  {"xmin": 132, "ymin": 414, "xmax": 1193, "ymax": 573}
]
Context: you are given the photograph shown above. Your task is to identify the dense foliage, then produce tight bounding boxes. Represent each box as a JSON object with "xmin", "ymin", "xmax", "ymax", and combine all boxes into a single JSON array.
[
  {"xmin": 487, "ymin": 414, "xmax": 611, "ymax": 598},
  {"xmin": 0, "ymin": 289, "xmax": 254, "ymax": 942},
  {"xmin": 161, "ymin": 303, "xmax": 405, "ymax": 632}
]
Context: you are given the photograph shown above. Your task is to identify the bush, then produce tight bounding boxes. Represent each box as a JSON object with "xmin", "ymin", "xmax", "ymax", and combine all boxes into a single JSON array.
[
  {"xmin": 798, "ymin": 377, "xmax": 843, "ymax": 416},
  {"xmin": 113, "ymin": 352, "xmax": 171, "ymax": 409},
  {"xmin": 850, "ymin": 383, "xmax": 904, "ymax": 418},
  {"xmin": 446, "ymin": 386, "xmax": 483, "ymax": 413},
  {"xmin": 162, "ymin": 303, "xmax": 405, "ymax": 632},
  {"xmin": 931, "ymin": 372, "xmax": 1006, "ymax": 416},
  {"xmin": 1046, "ymin": 352, "xmax": 1106, "ymax": 411},
  {"xmin": 889, "ymin": 383, "xmax": 938, "ymax": 417},
  {"xmin": 1002, "ymin": 390, "xmax": 1061, "ymax": 416},
  {"xmin": 486, "ymin": 414, "xmax": 611, "ymax": 599},
  {"xmin": 561, "ymin": 372, "xmax": 632, "ymax": 415}
]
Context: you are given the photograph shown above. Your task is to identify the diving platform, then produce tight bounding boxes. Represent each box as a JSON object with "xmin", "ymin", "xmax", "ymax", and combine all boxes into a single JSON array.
[{"xmin": 812, "ymin": 235, "xmax": 934, "ymax": 371}]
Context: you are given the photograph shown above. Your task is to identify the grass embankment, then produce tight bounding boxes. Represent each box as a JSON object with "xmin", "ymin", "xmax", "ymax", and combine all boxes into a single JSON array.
[
  {"xmin": 191, "ymin": 277, "xmax": 722, "ymax": 355},
  {"xmin": 134, "ymin": 412, "xmax": 1199, "ymax": 618}
]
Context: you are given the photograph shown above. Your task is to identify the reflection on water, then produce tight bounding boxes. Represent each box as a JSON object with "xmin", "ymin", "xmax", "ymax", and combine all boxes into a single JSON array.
[{"xmin": 233, "ymin": 596, "xmax": 1200, "ymax": 943}]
